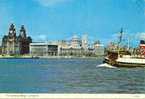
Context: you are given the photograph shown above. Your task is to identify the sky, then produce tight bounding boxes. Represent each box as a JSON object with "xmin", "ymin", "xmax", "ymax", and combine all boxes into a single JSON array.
[{"xmin": 0, "ymin": 0, "xmax": 145, "ymax": 46}]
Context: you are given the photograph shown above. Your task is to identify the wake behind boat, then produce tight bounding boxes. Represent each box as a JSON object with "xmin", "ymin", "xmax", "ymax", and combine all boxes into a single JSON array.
[{"xmin": 97, "ymin": 63, "xmax": 117, "ymax": 68}]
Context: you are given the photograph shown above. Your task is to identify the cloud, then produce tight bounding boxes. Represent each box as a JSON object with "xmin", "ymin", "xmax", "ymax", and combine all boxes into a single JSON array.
[
  {"xmin": 34, "ymin": 34, "xmax": 48, "ymax": 41},
  {"xmin": 136, "ymin": 32, "xmax": 145, "ymax": 40},
  {"xmin": 34, "ymin": 0, "xmax": 73, "ymax": 7}
]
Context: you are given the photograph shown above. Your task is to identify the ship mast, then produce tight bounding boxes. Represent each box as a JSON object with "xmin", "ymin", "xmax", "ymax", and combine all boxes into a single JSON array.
[
  {"xmin": 118, "ymin": 28, "xmax": 123, "ymax": 57},
  {"xmin": 127, "ymin": 36, "xmax": 130, "ymax": 50}
]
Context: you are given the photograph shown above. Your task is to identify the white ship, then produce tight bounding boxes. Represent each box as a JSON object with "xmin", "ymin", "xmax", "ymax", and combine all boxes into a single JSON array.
[
  {"xmin": 104, "ymin": 28, "xmax": 145, "ymax": 67},
  {"xmin": 104, "ymin": 53, "xmax": 145, "ymax": 67}
]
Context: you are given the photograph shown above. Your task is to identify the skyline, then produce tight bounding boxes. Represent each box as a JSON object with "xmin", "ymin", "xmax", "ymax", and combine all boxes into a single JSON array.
[{"xmin": 0, "ymin": 0, "xmax": 145, "ymax": 46}]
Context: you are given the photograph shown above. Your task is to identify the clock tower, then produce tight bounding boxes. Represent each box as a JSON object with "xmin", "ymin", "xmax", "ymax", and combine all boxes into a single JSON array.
[
  {"xmin": 20, "ymin": 25, "xmax": 26, "ymax": 39},
  {"xmin": 2, "ymin": 23, "xmax": 32, "ymax": 55},
  {"xmin": 8, "ymin": 24, "xmax": 16, "ymax": 38}
]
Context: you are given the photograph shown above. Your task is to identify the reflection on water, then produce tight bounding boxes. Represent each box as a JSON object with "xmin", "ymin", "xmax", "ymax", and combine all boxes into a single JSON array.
[{"xmin": 0, "ymin": 58, "xmax": 144, "ymax": 93}]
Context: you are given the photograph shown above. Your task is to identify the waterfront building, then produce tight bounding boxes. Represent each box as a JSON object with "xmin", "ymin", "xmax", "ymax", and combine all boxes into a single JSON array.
[
  {"xmin": 29, "ymin": 34, "xmax": 104, "ymax": 57},
  {"xmin": 94, "ymin": 42, "xmax": 104, "ymax": 56},
  {"xmin": 30, "ymin": 42, "xmax": 47, "ymax": 56},
  {"xmin": 1, "ymin": 24, "xmax": 32, "ymax": 55},
  {"xmin": 87, "ymin": 48, "xmax": 95, "ymax": 56},
  {"xmin": 59, "ymin": 47, "xmax": 83, "ymax": 56},
  {"xmin": 57, "ymin": 40, "xmax": 69, "ymax": 48},
  {"xmin": 71, "ymin": 34, "xmax": 81, "ymax": 48},
  {"xmin": 30, "ymin": 42, "xmax": 58, "ymax": 56},
  {"xmin": 19, "ymin": 25, "xmax": 32, "ymax": 54},
  {"xmin": 81, "ymin": 34, "xmax": 88, "ymax": 50},
  {"xmin": 0, "ymin": 46, "xmax": 2, "ymax": 54},
  {"xmin": 58, "ymin": 35, "xmax": 104, "ymax": 57},
  {"xmin": 57, "ymin": 35, "xmax": 82, "ymax": 56},
  {"xmin": 59, "ymin": 45, "xmax": 104, "ymax": 57}
]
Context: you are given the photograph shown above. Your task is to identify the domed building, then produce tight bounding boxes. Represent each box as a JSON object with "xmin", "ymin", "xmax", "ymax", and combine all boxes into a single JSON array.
[
  {"xmin": 2, "ymin": 24, "xmax": 32, "ymax": 55},
  {"xmin": 71, "ymin": 34, "xmax": 81, "ymax": 48}
]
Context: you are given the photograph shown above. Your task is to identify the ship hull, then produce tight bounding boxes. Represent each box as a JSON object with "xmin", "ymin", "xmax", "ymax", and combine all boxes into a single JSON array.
[{"xmin": 104, "ymin": 57, "xmax": 145, "ymax": 68}]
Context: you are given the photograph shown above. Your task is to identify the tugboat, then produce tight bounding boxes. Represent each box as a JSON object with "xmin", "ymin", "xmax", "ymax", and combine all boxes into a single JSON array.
[{"xmin": 104, "ymin": 28, "xmax": 145, "ymax": 67}]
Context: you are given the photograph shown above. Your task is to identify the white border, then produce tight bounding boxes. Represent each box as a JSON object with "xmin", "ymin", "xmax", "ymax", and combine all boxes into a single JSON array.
[{"xmin": 0, "ymin": 94, "xmax": 145, "ymax": 99}]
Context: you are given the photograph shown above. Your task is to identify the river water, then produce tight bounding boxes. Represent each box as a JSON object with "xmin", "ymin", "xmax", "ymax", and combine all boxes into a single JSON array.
[{"xmin": 0, "ymin": 58, "xmax": 144, "ymax": 93}]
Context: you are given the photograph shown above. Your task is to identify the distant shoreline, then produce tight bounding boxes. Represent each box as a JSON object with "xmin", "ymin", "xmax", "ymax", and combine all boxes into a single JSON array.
[
  {"xmin": 0, "ymin": 55, "xmax": 104, "ymax": 59},
  {"xmin": 39, "ymin": 56, "xmax": 104, "ymax": 58}
]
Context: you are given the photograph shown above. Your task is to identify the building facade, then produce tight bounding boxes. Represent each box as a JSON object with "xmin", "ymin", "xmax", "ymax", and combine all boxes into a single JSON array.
[
  {"xmin": 30, "ymin": 42, "xmax": 58, "ymax": 56},
  {"xmin": 81, "ymin": 34, "xmax": 88, "ymax": 50},
  {"xmin": 30, "ymin": 34, "xmax": 104, "ymax": 57},
  {"xmin": 94, "ymin": 43, "xmax": 104, "ymax": 56},
  {"xmin": 59, "ymin": 48, "xmax": 83, "ymax": 56},
  {"xmin": 2, "ymin": 24, "xmax": 32, "ymax": 55},
  {"xmin": 71, "ymin": 35, "xmax": 81, "ymax": 49}
]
